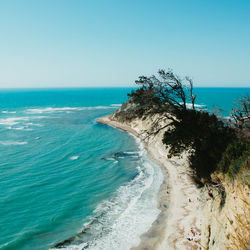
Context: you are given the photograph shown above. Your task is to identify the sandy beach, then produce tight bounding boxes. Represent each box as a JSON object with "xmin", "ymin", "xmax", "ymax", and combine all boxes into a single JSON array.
[{"xmin": 97, "ymin": 115, "xmax": 201, "ymax": 250}]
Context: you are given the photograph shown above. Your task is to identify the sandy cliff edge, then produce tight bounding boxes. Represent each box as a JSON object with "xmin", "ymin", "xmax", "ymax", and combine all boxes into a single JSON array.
[{"xmin": 97, "ymin": 115, "xmax": 201, "ymax": 250}]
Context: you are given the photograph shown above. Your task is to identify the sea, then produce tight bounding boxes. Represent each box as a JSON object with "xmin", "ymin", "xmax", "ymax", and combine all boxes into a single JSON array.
[{"xmin": 0, "ymin": 87, "xmax": 249, "ymax": 250}]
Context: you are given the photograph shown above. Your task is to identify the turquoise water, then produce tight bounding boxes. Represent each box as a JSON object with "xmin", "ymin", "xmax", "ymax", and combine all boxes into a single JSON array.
[
  {"xmin": 0, "ymin": 87, "xmax": 249, "ymax": 250},
  {"xmin": 194, "ymin": 87, "xmax": 250, "ymax": 116}
]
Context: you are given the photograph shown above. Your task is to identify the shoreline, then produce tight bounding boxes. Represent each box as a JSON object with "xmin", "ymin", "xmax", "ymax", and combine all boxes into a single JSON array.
[{"xmin": 97, "ymin": 115, "xmax": 201, "ymax": 249}]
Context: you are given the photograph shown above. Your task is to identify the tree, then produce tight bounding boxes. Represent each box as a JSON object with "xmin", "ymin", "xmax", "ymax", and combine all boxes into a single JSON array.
[
  {"xmin": 231, "ymin": 95, "xmax": 250, "ymax": 133},
  {"xmin": 130, "ymin": 69, "xmax": 196, "ymax": 112},
  {"xmin": 125, "ymin": 69, "xmax": 237, "ymax": 185},
  {"xmin": 162, "ymin": 110, "xmax": 236, "ymax": 184},
  {"xmin": 127, "ymin": 69, "xmax": 197, "ymax": 135}
]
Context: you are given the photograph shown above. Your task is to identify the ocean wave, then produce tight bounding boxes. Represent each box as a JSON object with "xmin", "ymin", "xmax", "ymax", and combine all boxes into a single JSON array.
[
  {"xmin": 0, "ymin": 117, "xmax": 30, "ymax": 126},
  {"xmin": 0, "ymin": 116, "xmax": 46, "ymax": 129},
  {"xmin": 85, "ymin": 106, "xmax": 116, "ymax": 110},
  {"xmin": 25, "ymin": 122, "xmax": 43, "ymax": 127},
  {"xmin": 6, "ymin": 126, "xmax": 33, "ymax": 131},
  {"xmin": 104, "ymin": 157, "xmax": 116, "ymax": 161},
  {"xmin": 110, "ymin": 104, "xmax": 122, "ymax": 107},
  {"xmin": 70, "ymin": 156, "xmax": 79, "ymax": 160},
  {"xmin": 1, "ymin": 111, "xmax": 17, "ymax": 114},
  {"xmin": 52, "ymin": 139, "xmax": 163, "ymax": 250},
  {"xmin": 0, "ymin": 140, "xmax": 28, "ymax": 146},
  {"xmin": 185, "ymin": 103, "xmax": 207, "ymax": 109},
  {"xmin": 25, "ymin": 106, "xmax": 116, "ymax": 114},
  {"xmin": 26, "ymin": 107, "xmax": 85, "ymax": 113}
]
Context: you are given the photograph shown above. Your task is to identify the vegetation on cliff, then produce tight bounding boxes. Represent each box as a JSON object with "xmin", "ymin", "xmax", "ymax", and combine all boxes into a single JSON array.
[
  {"xmin": 115, "ymin": 69, "xmax": 250, "ymax": 186},
  {"xmin": 113, "ymin": 69, "xmax": 250, "ymax": 249},
  {"xmin": 218, "ymin": 139, "xmax": 250, "ymax": 181}
]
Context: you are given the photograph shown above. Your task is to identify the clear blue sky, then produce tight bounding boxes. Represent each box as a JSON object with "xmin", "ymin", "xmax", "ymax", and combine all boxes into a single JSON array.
[{"xmin": 0, "ymin": 0, "xmax": 249, "ymax": 88}]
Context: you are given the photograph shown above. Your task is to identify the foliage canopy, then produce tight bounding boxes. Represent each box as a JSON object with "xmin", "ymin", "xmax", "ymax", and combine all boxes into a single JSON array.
[{"xmin": 123, "ymin": 69, "xmax": 246, "ymax": 185}]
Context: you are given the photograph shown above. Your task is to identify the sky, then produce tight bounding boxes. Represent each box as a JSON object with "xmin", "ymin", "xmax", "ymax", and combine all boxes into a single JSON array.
[{"xmin": 0, "ymin": 0, "xmax": 250, "ymax": 88}]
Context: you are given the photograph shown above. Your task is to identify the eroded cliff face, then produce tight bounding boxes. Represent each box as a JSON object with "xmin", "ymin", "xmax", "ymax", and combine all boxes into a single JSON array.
[
  {"xmin": 112, "ymin": 101, "xmax": 249, "ymax": 250},
  {"xmin": 200, "ymin": 177, "xmax": 249, "ymax": 250},
  {"xmin": 110, "ymin": 106, "xmax": 202, "ymax": 249},
  {"xmin": 112, "ymin": 105, "xmax": 188, "ymax": 168}
]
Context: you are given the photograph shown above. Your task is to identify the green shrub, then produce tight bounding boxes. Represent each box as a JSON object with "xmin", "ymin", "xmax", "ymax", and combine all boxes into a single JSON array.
[
  {"xmin": 116, "ymin": 69, "xmax": 249, "ymax": 186},
  {"xmin": 218, "ymin": 139, "xmax": 250, "ymax": 180},
  {"xmin": 162, "ymin": 109, "xmax": 236, "ymax": 184}
]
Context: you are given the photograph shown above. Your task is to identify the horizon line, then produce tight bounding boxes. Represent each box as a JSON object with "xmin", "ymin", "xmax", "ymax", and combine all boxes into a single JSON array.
[{"xmin": 0, "ymin": 85, "xmax": 249, "ymax": 90}]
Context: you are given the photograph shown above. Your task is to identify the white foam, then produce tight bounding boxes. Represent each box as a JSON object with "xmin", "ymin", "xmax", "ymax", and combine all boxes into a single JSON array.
[
  {"xmin": 182, "ymin": 103, "xmax": 206, "ymax": 109},
  {"xmin": 25, "ymin": 106, "xmax": 115, "ymax": 114},
  {"xmin": 0, "ymin": 140, "xmax": 28, "ymax": 146},
  {"xmin": 26, "ymin": 122, "xmax": 43, "ymax": 126},
  {"xmin": 0, "ymin": 117, "xmax": 30, "ymax": 126},
  {"xmin": 55, "ymin": 137, "xmax": 163, "ymax": 250},
  {"xmin": 0, "ymin": 116, "xmax": 46, "ymax": 131},
  {"xmin": 26, "ymin": 107, "xmax": 84, "ymax": 113},
  {"xmin": 1, "ymin": 111, "xmax": 16, "ymax": 114},
  {"xmin": 88, "ymin": 160, "xmax": 162, "ymax": 249},
  {"xmin": 13, "ymin": 126, "xmax": 25, "ymax": 130},
  {"xmin": 106, "ymin": 157, "xmax": 115, "ymax": 161},
  {"xmin": 180, "ymin": 102, "xmax": 207, "ymax": 110},
  {"xmin": 70, "ymin": 156, "xmax": 79, "ymax": 160},
  {"xmin": 110, "ymin": 104, "xmax": 122, "ymax": 107},
  {"xmin": 88, "ymin": 106, "xmax": 115, "ymax": 110},
  {"xmin": 6, "ymin": 126, "xmax": 33, "ymax": 131}
]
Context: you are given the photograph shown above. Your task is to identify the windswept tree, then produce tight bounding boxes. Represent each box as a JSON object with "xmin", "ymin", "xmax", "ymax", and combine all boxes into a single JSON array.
[
  {"xmin": 231, "ymin": 95, "xmax": 250, "ymax": 132},
  {"xmin": 124, "ymin": 69, "xmax": 197, "ymax": 134},
  {"xmin": 116, "ymin": 69, "xmax": 237, "ymax": 185},
  {"xmin": 128, "ymin": 69, "xmax": 196, "ymax": 115}
]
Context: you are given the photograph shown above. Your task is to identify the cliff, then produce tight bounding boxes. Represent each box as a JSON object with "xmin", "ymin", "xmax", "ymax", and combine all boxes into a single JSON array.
[
  {"xmin": 200, "ymin": 175, "xmax": 249, "ymax": 249},
  {"xmin": 99, "ymin": 111, "xmax": 201, "ymax": 249},
  {"xmin": 99, "ymin": 99, "xmax": 249, "ymax": 249}
]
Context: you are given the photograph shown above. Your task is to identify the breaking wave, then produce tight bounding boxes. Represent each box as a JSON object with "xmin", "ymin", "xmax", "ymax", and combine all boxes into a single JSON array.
[
  {"xmin": 1, "ymin": 111, "xmax": 17, "ymax": 114},
  {"xmin": 52, "ymin": 138, "xmax": 163, "ymax": 250},
  {"xmin": 25, "ymin": 106, "xmax": 117, "ymax": 114},
  {"xmin": 70, "ymin": 156, "xmax": 79, "ymax": 160},
  {"xmin": 0, "ymin": 140, "xmax": 28, "ymax": 146}
]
